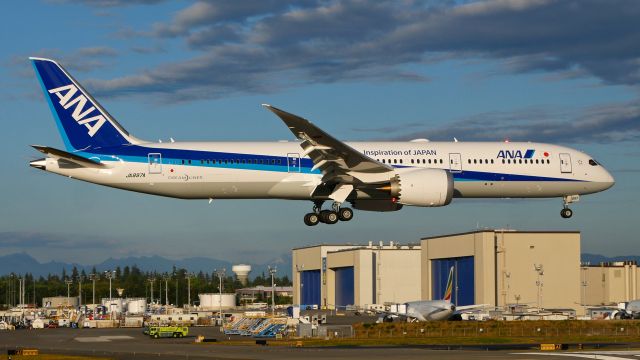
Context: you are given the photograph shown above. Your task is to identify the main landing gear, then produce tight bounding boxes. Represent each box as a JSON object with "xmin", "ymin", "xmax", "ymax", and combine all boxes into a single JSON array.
[
  {"xmin": 560, "ymin": 195, "xmax": 577, "ymax": 219},
  {"xmin": 304, "ymin": 201, "xmax": 354, "ymax": 226}
]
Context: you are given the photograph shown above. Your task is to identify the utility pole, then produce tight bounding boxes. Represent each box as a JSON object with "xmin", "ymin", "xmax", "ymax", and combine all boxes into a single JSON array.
[
  {"xmin": 88, "ymin": 273, "xmax": 98, "ymax": 307},
  {"xmin": 65, "ymin": 279, "xmax": 73, "ymax": 307},
  {"xmin": 214, "ymin": 268, "xmax": 226, "ymax": 329},
  {"xmin": 268, "ymin": 266, "xmax": 277, "ymax": 316}
]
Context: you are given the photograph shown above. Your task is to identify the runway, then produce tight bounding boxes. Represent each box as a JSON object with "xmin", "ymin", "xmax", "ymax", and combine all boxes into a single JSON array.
[{"xmin": 2, "ymin": 328, "xmax": 640, "ymax": 360}]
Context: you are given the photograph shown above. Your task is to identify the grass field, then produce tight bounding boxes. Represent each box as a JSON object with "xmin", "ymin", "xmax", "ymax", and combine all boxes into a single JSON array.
[
  {"xmin": 203, "ymin": 320, "xmax": 640, "ymax": 347},
  {"xmin": 0, "ymin": 355, "xmax": 112, "ymax": 360}
]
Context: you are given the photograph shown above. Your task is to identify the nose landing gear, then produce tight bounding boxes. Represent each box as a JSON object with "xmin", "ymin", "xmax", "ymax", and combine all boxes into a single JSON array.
[
  {"xmin": 560, "ymin": 195, "xmax": 578, "ymax": 219},
  {"xmin": 303, "ymin": 201, "xmax": 354, "ymax": 226}
]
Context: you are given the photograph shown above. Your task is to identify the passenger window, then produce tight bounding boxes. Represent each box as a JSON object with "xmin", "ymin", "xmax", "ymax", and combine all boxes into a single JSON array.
[
  {"xmin": 399, "ymin": 159, "xmax": 403, "ymax": 164},
  {"xmin": 518, "ymin": 159, "xmax": 522, "ymax": 164},
  {"xmin": 271, "ymin": 159, "xmax": 275, "ymax": 164},
  {"xmin": 188, "ymin": 160, "xmax": 192, "ymax": 164},
  {"xmin": 547, "ymin": 159, "xmax": 550, "ymax": 164},
  {"xmin": 411, "ymin": 159, "xmax": 414, "ymax": 164},
  {"xmin": 491, "ymin": 159, "xmax": 494, "ymax": 164},
  {"xmin": 181, "ymin": 160, "xmax": 185, "ymax": 165}
]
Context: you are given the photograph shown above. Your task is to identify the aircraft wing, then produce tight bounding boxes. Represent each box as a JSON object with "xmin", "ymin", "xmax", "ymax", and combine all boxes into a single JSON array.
[
  {"xmin": 455, "ymin": 304, "xmax": 490, "ymax": 311},
  {"xmin": 32, "ymin": 145, "xmax": 105, "ymax": 169},
  {"xmin": 263, "ymin": 105, "xmax": 394, "ymax": 190}
]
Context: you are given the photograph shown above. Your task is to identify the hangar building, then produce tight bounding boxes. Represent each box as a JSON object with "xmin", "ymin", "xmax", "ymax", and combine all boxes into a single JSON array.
[
  {"xmin": 421, "ymin": 230, "xmax": 581, "ymax": 311},
  {"xmin": 581, "ymin": 261, "xmax": 639, "ymax": 306},
  {"xmin": 293, "ymin": 230, "xmax": 582, "ymax": 312},
  {"xmin": 292, "ymin": 242, "xmax": 421, "ymax": 309}
]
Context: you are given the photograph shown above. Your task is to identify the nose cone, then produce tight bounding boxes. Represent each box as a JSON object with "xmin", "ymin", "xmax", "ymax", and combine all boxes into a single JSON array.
[{"xmin": 602, "ymin": 168, "xmax": 615, "ymax": 190}]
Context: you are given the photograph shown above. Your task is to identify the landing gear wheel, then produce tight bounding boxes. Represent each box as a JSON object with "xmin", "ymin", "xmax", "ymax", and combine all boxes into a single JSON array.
[
  {"xmin": 320, "ymin": 210, "xmax": 339, "ymax": 224},
  {"xmin": 560, "ymin": 208, "xmax": 573, "ymax": 218},
  {"xmin": 338, "ymin": 207, "xmax": 353, "ymax": 222},
  {"xmin": 304, "ymin": 213, "xmax": 320, "ymax": 226}
]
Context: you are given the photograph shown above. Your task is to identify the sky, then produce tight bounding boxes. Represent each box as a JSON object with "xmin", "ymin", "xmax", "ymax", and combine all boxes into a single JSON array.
[{"xmin": 0, "ymin": 0, "xmax": 639, "ymax": 265}]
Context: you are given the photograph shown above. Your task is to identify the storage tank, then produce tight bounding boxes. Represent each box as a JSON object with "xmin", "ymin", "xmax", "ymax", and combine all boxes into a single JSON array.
[
  {"xmin": 101, "ymin": 298, "xmax": 124, "ymax": 313},
  {"xmin": 126, "ymin": 298, "xmax": 147, "ymax": 315},
  {"xmin": 198, "ymin": 293, "xmax": 236, "ymax": 310},
  {"xmin": 232, "ymin": 264, "xmax": 252, "ymax": 285}
]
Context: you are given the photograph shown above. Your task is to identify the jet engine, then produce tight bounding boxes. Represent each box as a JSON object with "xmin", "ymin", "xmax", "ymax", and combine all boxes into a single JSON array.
[{"xmin": 390, "ymin": 169, "xmax": 454, "ymax": 207}]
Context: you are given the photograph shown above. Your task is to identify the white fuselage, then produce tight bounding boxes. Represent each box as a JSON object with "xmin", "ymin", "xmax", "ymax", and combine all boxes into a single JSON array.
[{"xmin": 35, "ymin": 141, "xmax": 614, "ymax": 203}]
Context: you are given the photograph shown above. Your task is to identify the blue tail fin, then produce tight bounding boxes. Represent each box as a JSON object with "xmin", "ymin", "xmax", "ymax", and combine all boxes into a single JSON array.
[{"xmin": 30, "ymin": 57, "xmax": 133, "ymax": 151}]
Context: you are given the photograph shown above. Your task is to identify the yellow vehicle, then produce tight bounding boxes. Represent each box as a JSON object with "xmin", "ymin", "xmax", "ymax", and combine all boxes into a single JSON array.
[{"xmin": 148, "ymin": 326, "xmax": 189, "ymax": 339}]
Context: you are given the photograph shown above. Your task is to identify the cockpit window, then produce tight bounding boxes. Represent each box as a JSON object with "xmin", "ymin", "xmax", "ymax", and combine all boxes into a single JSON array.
[{"xmin": 589, "ymin": 159, "xmax": 599, "ymax": 166}]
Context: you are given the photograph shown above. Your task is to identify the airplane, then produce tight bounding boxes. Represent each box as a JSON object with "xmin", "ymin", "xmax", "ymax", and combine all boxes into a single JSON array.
[
  {"xmin": 28, "ymin": 57, "xmax": 615, "ymax": 226},
  {"xmin": 613, "ymin": 300, "xmax": 640, "ymax": 319},
  {"xmin": 377, "ymin": 267, "xmax": 484, "ymax": 322}
]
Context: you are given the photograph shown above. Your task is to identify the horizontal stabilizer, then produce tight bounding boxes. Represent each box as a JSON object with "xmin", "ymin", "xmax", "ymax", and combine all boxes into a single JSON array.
[{"xmin": 31, "ymin": 145, "xmax": 105, "ymax": 168}]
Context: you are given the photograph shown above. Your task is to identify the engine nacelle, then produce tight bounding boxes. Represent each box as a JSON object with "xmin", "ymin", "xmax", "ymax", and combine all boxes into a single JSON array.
[{"xmin": 391, "ymin": 168, "xmax": 453, "ymax": 207}]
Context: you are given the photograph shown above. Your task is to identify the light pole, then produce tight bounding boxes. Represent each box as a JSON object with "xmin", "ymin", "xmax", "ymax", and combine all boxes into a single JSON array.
[
  {"xmin": 534, "ymin": 264, "xmax": 544, "ymax": 310},
  {"xmin": 88, "ymin": 273, "xmax": 98, "ymax": 307},
  {"xmin": 104, "ymin": 270, "xmax": 116, "ymax": 301},
  {"xmin": 214, "ymin": 268, "xmax": 226, "ymax": 329},
  {"xmin": 174, "ymin": 272, "xmax": 179, "ymax": 307},
  {"xmin": 268, "ymin": 266, "xmax": 277, "ymax": 316},
  {"xmin": 163, "ymin": 274, "xmax": 170, "ymax": 306},
  {"xmin": 78, "ymin": 275, "xmax": 84, "ymax": 307},
  {"xmin": 185, "ymin": 273, "xmax": 194, "ymax": 310},
  {"xmin": 296, "ymin": 264, "xmax": 304, "ymax": 305},
  {"xmin": 19, "ymin": 277, "xmax": 24, "ymax": 307},
  {"xmin": 104, "ymin": 270, "xmax": 116, "ymax": 319},
  {"xmin": 65, "ymin": 279, "xmax": 73, "ymax": 307},
  {"xmin": 148, "ymin": 278, "xmax": 155, "ymax": 304}
]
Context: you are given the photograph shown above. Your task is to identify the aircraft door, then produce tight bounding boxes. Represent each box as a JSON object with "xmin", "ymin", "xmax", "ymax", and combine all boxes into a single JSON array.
[
  {"xmin": 449, "ymin": 153, "xmax": 462, "ymax": 172},
  {"xmin": 148, "ymin": 153, "xmax": 162, "ymax": 174},
  {"xmin": 287, "ymin": 153, "xmax": 301, "ymax": 172},
  {"xmin": 559, "ymin": 153, "xmax": 572, "ymax": 173}
]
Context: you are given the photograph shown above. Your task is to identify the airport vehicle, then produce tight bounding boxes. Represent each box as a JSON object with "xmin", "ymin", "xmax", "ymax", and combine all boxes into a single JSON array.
[
  {"xmin": 29, "ymin": 58, "xmax": 615, "ymax": 225},
  {"xmin": 148, "ymin": 326, "xmax": 188, "ymax": 338},
  {"xmin": 377, "ymin": 267, "xmax": 483, "ymax": 322}
]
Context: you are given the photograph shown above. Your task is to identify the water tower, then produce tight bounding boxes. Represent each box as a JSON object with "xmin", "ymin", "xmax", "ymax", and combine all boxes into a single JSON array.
[{"xmin": 232, "ymin": 264, "xmax": 252, "ymax": 285}]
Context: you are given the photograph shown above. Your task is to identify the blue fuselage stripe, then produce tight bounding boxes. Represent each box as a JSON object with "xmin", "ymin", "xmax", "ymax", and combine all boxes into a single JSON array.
[{"xmin": 76, "ymin": 145, "xmax": 583, "ymax": 183}]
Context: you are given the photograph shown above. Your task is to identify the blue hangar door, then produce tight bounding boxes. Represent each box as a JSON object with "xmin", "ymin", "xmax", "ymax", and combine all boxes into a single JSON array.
[
  {"xmin": 334, "ymin": 266, "xmax": 354, "ymax": 308},
  {"xmin": 432, "ymin": 256, "xmax": 474, "ymax": 306},
  {"xmin": 300, "ymin": 270, "xmax": 321, "ymax": 307}
]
